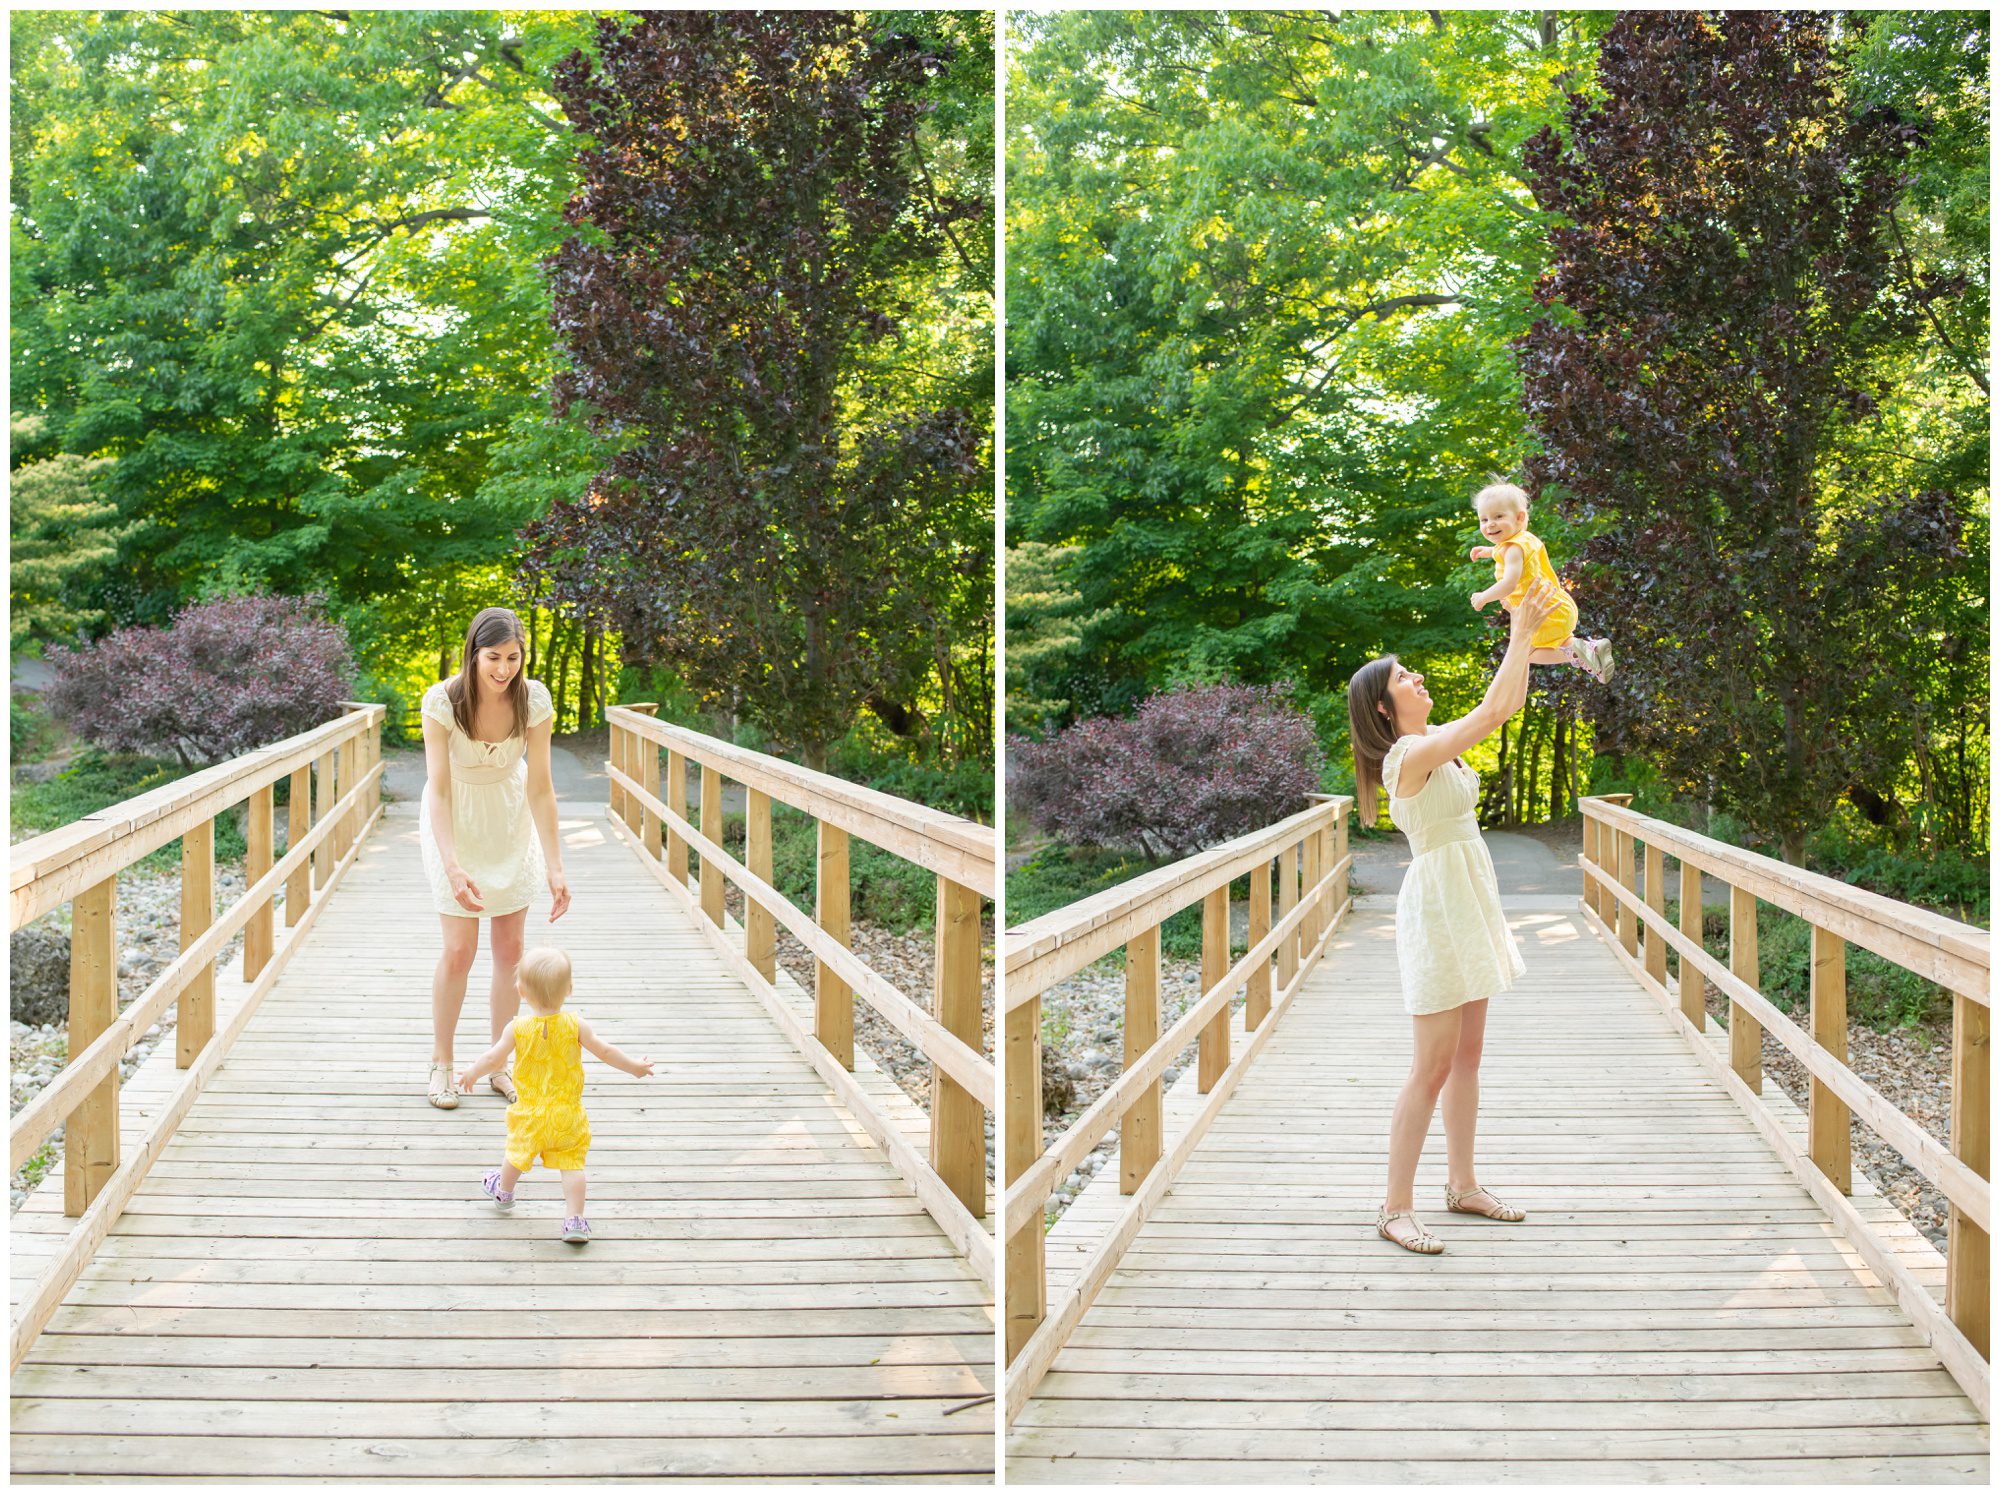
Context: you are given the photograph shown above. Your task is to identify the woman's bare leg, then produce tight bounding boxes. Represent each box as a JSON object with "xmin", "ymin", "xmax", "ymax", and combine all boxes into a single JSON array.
[
  {"xmin": 488, "ymin": 909, "xmax": 527, "ymax": 1042},
  {"xmin": 1384, "ymin": 1007, "xmax": 1465, "ymax": 1213},
  {"xmin": 432, "ymin": 916, "xmax": 481, "ymax": 1068},
  {"xmin": 1441, "ymin": 998, "xmax": 1490, "ymax": 1193}
]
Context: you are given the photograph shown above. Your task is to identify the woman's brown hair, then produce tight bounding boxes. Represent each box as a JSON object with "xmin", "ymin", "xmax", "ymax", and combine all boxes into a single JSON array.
[
  {"xmin": 1346, "ymin": 654, "xmax": 1401, "ymax": 828},
  {"xmin": 447, "ymin": 607, "xmax": 531, "ymax": 742}
]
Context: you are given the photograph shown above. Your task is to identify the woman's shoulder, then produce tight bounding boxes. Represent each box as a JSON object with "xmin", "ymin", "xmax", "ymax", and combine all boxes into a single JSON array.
[
  {"xmin": 420, "ymin": 679, "xmax": 457, "ymax": 725},
  {"xmin": 1382, "ymin": 734, "xmax": 1417, "ymax": 792},
  {"xmin": 523, "ymin": 677, "xmax": 553, "ymax": 726}
]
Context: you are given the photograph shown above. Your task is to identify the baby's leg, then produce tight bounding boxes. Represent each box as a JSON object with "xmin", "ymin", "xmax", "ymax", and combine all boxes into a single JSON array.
[
  {"xmin": 1530, "ymin": 645, "xmax": 1577, "ymax": 666},
  {"xmin": 500, "ymin": 1163, "xmax": 524, "ymax": 1193},
  {"xmin": 561, "ymin": 1169, "xmax": 586, "ymax": 1218}
]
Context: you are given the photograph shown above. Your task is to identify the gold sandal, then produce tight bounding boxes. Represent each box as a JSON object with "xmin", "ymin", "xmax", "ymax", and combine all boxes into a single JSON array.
[
  {"xmin": 488, "ymin": 1068, "xmax": 517, "ymax": 1104},
  {"xmin": 427, "ymin": 1063, "xmax": 459, "ymax": 1110},
  {"xmin": 1377, "ymin": 1207, "xmax": 1444, "ymax": 1254},
  {"xmin": 1445, "ymin": 1184, "xmax": 1526, "ymax": 1222}
]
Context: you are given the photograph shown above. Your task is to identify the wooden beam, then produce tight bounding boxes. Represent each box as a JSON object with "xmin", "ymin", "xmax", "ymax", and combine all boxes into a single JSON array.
[
  {"xmin": 1677, "ymin": 855, "xmax": 1703, "ymax": 1029},
  {"xmin": 1810, "ymin": 924, "xmax": 1852, "ymax": 1194},
  {"xmin": 1005, "ymin": 994, "xmax": 1044, "ymax": 1362},
  {"xmin": 285, "ymin": 767, "xmax": 310, "ymax": 928},
  {"xmin": 177, "ymin": 819, "xmax": 215, "ymax": 1068},
  {"xmin": 63, "ymin": 877, "xmax": 118, "ymax": 1217},
  {"xmin": 1197, "ymin": 886, "xmax": 1230, "ymax": 1092},
  {"xmin": 1122, "ymin": 925, "xmax": 1162, "ymax": 1193},
  {"xmin": 816, "ymin": 822, "xmax": 853, "ymax": 1070},
  {"xmin": 665, "ymin": 750, "xmax": 689, "ymax": 888},
  {"xmin": 243, "ymin": 785, "xmax": 274, "ymax": 982},
  {"xmin": 1246, "ymin": 856, "xmax": 1272, "ymax": 1031},
  {"xmin": 931, "ymin": 875, "xmax": 985, "ymax": 1219},
  {"xmin": 1730, "ymin": 884, "xmax": 1763, "ymax": 1092},
  {"xmin": 699, "ymin": 765, "xmax": 724, "ymax": 926},
  {"xmin": 1643, "ymin": 841, "xmax": 1667, "ymax": 988},
  {"xmin": 1948, "ymin": 990, "xmax": 1990, "ymax": 1358},
  {"xmin": 1275, "ymin": 843, "xmax": 1298, "ymax": 994},
  {"xmin": 745, "ymin": 789, "xmax": 774, "ymax": 982}
]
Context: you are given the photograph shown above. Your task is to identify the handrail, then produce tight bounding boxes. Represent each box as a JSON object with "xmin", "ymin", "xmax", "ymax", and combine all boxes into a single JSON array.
[
  {"xmin": 1002, "ymin": 794, "xmax": 1353, "ymax": 1422},
  {"xmin": 1579, "ymin": 794, "xmax": 1989, "ymax": 1413},
  {"xmin": 604, "ymin": 707, "xmax": 996, "ymax": 1284},
  {"xmin": 9, "ymin": 704, "xmax": 386, "ymax": 1371}
]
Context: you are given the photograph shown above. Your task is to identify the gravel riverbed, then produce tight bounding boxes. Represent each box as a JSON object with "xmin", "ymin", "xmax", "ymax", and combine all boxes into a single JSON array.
[{"xmin": 11, "ymin": 863, "xmax": 251, "ymax": 1212}]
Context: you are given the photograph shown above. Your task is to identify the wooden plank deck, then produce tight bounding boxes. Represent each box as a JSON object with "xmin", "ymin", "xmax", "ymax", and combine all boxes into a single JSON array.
[
  {"xmin": 12, "ymin": 803, "xmax": 994, "ymax": 1481},
  {"xmin": 1008, "ymin": 895, "xmax": 1989, "ymax": 1483}
]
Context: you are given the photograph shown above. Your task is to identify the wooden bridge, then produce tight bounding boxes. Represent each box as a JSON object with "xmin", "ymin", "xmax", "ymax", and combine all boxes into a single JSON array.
[
  {"xmin": 11, "ymin": 704, "xmax": 996, "ymax": 1480},
  {"xmin": 1003, "ymin": 795, "xmax": 1989, "ymax": 1482}
]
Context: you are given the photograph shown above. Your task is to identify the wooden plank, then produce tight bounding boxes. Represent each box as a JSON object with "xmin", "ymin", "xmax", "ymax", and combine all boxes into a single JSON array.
[
  {"xmin": 284, "ymin": 767, "xmax": 309, "ymax": 929},
  {"xmin": 1246, "ymin": 856, "xmax": 1272, "ymax": 1030},
  {"xmin": 699, "ymin": 763, "xmax": 724, "ymax": 926},
  {"xmin": 816, "ymin": 821, "xmax": 854, "ymax": 1070},
  {"xmin": 665, "ymin": 749, "xmax": 689, "ymax": 887},
  {"xmin": 1197, "ymin": 887, "xmax": 1229, "ymax": 1092},
  {"xmin": 64, "ymin": 879, "xmax": 118, "ymax": 1218},
  {"xmin": 1615, "ymin": 828, "xmax": 1637, "ymax": 956},
  {"xmin": 931, "ymin": 875, "xmax": 984, "ymax": 1219},
  {"xmin": 1949, "ymin": 991, "xmax": 1989, "ymax": 1357},
  {"xmin": 1006, "ymin": 994, "xmax": 1044, "ymax": 1363},
  {"xmin": 176, "ymin": 818, "xmax": 215, "ymax": 1068},
  {"xmin": 1123, "ymin": 926, "xmax": 1162, "ymax": 1193},
  {"xmin": 1677, "ymin": 854, "xmax": 1702, "ymax": 1028},
  {"xmin": 1810, "ymin": 924, "xmax": 1853, "ymax": 1195},
  {"xmin": 242, "ymin": 786, "xmax": 273, "ymax": 982},
  {"xmin": 1730, "ymin": 882, "xmax": 1763, "ymax": 1092},
  {"xmin": 633, "ymin": 707, "xmax": 663, "ymax": 861},
  {"xmin": 1275, "ymin": 844, "xmax": 1298, "ymax": 993},
  {"xmin": 746, "ymin": 789, "xmax": 775, "ymax": 982}
]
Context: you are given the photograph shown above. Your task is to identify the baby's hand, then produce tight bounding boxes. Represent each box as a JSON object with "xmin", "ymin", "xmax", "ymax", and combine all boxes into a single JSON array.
[
  {"xmin": 454, "ymin": 1068, "xmax": 478, "ymax": 1094},
  {"xmin": 632, "ymin": 1055, "xmax": 656, "ymax": 1078},
  {"xmin": 1470, "ymin": 545, "xmax": 1494, "ymax": 561},
  {"xmin": 1470, "ymin": 591, "xmax": 1491, "ymax": 613}
]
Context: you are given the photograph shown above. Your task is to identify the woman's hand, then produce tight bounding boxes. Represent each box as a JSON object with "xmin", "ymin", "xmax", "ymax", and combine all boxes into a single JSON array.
[
  {"xmin": 1507, "ymin": 577, "xmax": 1559, "ymax": 640},
  {"xmin": 447, "ymin": 865, "xmax": 484, "ymax": 913},
  {"xmin": 547, "ymin": 867, "xmax": 572, "ymax": 923}
]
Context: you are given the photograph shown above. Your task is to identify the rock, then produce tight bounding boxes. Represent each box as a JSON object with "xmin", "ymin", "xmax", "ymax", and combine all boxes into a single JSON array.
[
  {"xmin": 10, "ymin": 927, "xmax": 70, "ymax": 1027},
  {"xmin": 1042, "ymin": 1059, "xmax": 1078, "ymax": 1114}
]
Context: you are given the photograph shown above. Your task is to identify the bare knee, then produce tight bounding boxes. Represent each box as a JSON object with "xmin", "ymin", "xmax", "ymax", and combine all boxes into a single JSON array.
[
  {"xmin": 1410, "ymin": 1053, "xmax": 1455, "ymax": 1096},
  {"xmin": 438, "ymin": 930, "xmax": 478, "ymax": 979},
  {"xmin": 490, "ymin": 922, "xmax": 525, "ymax": 967}
]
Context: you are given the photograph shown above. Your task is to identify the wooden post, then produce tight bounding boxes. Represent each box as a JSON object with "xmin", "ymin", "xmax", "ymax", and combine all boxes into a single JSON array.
[
  {"xmin": 1005, "ymin": 996, "xmax": 1045, "ymax": 1362},
  {"xmin": 816, "ymin": 822, "xmax": 853, "ymax": 1069},
  {"xmin": 699, "ymin": 764, "xmax": 724, "ymax": 926},
  {"xmin": 1197, "ymin": 886, "xmax": 1230, "ymax": 1092},
  {"xmin": 313, "ymin": 751, "xmax": 336, "ymax": 889},
  {"xmin": 1947, "ymin": 991, "xmax": 1990, "ymax": 1357},
  {"xmin": 746, "ymin": 790, "xmax": 775, "ymax": 981},
  {"xmin": 1729, "ymin": 884, "xmax": 1763, "ymax": 1093},
  {"xmin": 1677, "ymin": 856, "xmax": 1704, "ymax": 1030},
  {"xmin": 285, "ymin": 766, "xmax": 310, "ymax": 927},
  {"xmin": 1302, "ymin": 828, "xmax": 1322, "ymax": 954},
  {"xmin": 1246, "ymin": 856, "xmax": 1272, "ymax": 1030},
  {"xmin": 1275, "ymin": 843, "xmax": 1299, "ymax": 993},
  {"xmin": 609, "ymin": 717, "xmax": 627, "ymax": 830},
  {"xmin": 666, "ymin": 750, "xmax": 690, "ymax": 888},
  {"xmin": 1615, "ymin": 829, "xmax": 1638, "ymax": 957},
  {"xmin": 932, "ymin": 876, "xmax": 984, "ymax": 1218},
  {"xmin": 1583, "ymin": 811, "xmax": 1601, "ymax": 920},
  {"xmin": 65, "ymin": 877, "xmax": 119, "ymax": 1216},
  {"xmin": 1123, "ymin": 925, "xmax": 1162, "ymax": 1193},
  {"xmin": 244, "ymin": 784, "xmax": 275, "ymax": 981},
  {"xmin": 1809, "ymin": 925, "xmax": 1852, "ymax": 1194},
  {"xmin": 178, "ymin": 817, "xmax": 215, "ymax": 1067},
  {"xmin": 1334, "ymin": 804, "xmax": 1349, "ymax": 911},
  {"xmin": 1642, "ymin": 841, "xmax": 1666, "ymax": 986},
  {"xmin": 632, "ymin": 706, "xmax": 662, "ymax": 859},
  {"xmin": 337, "ymin": 734, "xmax": 358, "ymax": 861}
]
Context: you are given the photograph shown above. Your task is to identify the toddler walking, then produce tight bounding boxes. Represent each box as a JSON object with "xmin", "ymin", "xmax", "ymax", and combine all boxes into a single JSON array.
[
  {"xmin": 457, "ymin": 946, "xmax": 653, "ymax": 1243},
  {"xmin": 1468, "ymin": 482, "xmax": 1614, "ymax": 683}
]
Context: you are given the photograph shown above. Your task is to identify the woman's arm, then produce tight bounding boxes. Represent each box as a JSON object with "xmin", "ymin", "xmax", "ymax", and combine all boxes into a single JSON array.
[
  {"xmin": 523, "ymin": 716, "xmax": 570, "ymax": 922},
  {"xmin": 1398, "ymin": 580, "xmax": 1560, "ymax": 790},
  {"xmin": 422, "ymin": 714, "xmax": 483, "ymax": 913},
  {"xmin": 455, "ymin": 1028, "xmax": 515, "ymax": 1092},
  {"xmin": 1471, "ymin": 546, "xmax": 1524, "ymax": 611},
  {"xmin": 576, "ymin": 1017, "xmax": 654, "ymax": 1077}
]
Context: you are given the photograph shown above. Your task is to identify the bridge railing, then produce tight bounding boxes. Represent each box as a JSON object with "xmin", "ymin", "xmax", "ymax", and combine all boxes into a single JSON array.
[
  {"xmin": 1580, "ymin": 795, "xmax": 1990, "ymax": 1413},
  {"xmin": 8, "ymin": 703, "xmax": 386, "ymax": 1370},
  {"xmin": 604, "ymin": 707, "xmax": 996, "ymax": 1284},
  {"xmin": 1001, "ymin": 795, "xmax": 1353, "ymax": 1419}
]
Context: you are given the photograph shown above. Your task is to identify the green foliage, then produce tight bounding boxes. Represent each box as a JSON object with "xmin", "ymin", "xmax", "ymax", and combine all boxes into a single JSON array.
[
  {"xmin": 11, "ymin": 750, "xmax": 249, "ymax": 867},
  {"xmin": 717, "ymin": 805, "xmax": 939, "ymax": 937},
  {"xmin": 9, "ymin": 414, "xmax": 122, "ymax": 646},
  {"xmin": 11, "ymin": 696, "xmax": 65, "ymax": 764},
  {"xmin": 1007, "ymin": 844, "xmax": 1249, "ymax": 961},
  {"xmin": 1004, "ymin": 542, "xmax": 1107, "ymax": 737}
]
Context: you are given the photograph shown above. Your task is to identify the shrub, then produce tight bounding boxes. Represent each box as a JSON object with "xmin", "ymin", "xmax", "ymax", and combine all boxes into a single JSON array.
[
  {"xmin": 1008, "ymin": 683, "xmax": 1324, "ymax": 859},
  {"xmin": 46, "ymin": 595, "xmax": 357, "ymax": 767}
]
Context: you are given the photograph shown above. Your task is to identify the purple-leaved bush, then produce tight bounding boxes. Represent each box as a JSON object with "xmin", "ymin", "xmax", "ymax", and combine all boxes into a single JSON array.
[
  {"xmin": 1008, "ymin": 684, "xmax": 1324, "ymax": 859},
  {"xmin": 46, "ymin": 595, "xmax": 358, "ymax": 767}
]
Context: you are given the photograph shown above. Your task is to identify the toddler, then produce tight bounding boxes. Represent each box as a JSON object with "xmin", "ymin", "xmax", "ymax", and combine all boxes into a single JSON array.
[
  {"xmin": 1468, "ymin": 482, "xmax": 1613, "ymax": 683},
  {"xmin": 457, "ymin": 946, "xmax": 654, "ymax": 1243}
]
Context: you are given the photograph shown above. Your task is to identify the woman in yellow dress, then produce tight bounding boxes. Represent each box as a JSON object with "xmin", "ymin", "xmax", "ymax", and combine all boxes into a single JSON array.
[{"xmin": 419, "ymin": 608, "xmax": 571, "ymax": 1110}]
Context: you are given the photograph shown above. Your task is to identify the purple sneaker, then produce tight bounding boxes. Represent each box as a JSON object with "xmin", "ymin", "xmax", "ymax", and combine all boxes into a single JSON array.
[
  {"xmin": 561, "ymin": 1215, "xmax": 592, "ymax": 1244},
  {"xmin": 481, "ymin": 1168, "xmax": 515, "ymax": 1210}
]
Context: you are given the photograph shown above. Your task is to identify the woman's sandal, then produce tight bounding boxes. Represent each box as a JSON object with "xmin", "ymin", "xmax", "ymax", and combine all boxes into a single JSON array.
[
  {"xmin": 1377, "ymin": 1207, "xmax": 1444, "ymax": 1254},
  {"xmin": 488, "ymin": 1068, "xmax": 517, "ymax": 1104},
  {"xmin": 1445, "ymin": 1184, "xmax": 1527, "ymax": 1222},
  {"xmin": 426, "ymin": 1063, "xmax": 459, "ymax": 1111}
]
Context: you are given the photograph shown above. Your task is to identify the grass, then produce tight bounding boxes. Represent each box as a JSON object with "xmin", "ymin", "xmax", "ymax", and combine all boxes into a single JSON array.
[
  {"xmin": 1007, "ymin": 845, "xmax": 1253, "ymax": 962},
  {"xmin": 11, "ymin": 750, "xmax": 255, "ymax": 867}
]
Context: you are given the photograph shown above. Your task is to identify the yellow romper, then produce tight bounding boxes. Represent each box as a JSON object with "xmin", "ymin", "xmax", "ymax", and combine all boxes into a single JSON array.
[
  {"xmin": 506, "ymin": 1010, "xmax": 591, "ymax": 1172},
  {"xmin": 1496, "ymin": 530, "xmax": 1581, "ymax": 651}
]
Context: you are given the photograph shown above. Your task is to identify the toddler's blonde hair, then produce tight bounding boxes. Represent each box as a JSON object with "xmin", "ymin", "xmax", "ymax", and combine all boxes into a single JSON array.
[
  {"xmin": 1474, "ymin": 481, "xmax": 1530, "ymax": 514},
  {"xmin": 517, "ymin": 946, "xmax": 573, "ymax": 1011}
]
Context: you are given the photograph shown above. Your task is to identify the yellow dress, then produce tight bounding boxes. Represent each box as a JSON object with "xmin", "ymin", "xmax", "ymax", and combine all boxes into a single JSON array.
[
  {"xmin": 1496, "ymin": 530, "xmax": 1581, "ymax": 650},
  {"xmin": 506, "ymin": 1010, "xmax": 591, "ymax": 1172}
]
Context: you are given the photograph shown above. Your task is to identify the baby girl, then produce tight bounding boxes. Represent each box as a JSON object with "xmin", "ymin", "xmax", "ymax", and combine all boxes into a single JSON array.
[{"xmin": 1468, "ymin": 482, "xmax": 1612, "ymax": 683}]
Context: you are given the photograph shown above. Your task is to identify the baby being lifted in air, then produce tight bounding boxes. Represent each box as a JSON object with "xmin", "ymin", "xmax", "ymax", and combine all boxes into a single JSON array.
[{"xmin": 1468, "ymin": 482, "xmax": 1613, "ymax": 684}]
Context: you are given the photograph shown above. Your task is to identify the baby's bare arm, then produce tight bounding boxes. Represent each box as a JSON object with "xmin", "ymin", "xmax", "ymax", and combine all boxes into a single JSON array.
[
  {"xmin": 456, "ymin": 1028, "xmax": 515, "ymax": 1089},
  {"xmin": 1472, "ymin": 547, "xmax": 1525, "ymax": 609},
  {"xmin": 576, "ymin": 1016, "xmax": 655, "ymax": 1077}
]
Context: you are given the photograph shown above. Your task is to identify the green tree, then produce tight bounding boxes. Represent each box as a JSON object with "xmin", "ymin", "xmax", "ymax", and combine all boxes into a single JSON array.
[{"xmin": 9, "ymin": 413, "xmax": 122, "ymax": 646}]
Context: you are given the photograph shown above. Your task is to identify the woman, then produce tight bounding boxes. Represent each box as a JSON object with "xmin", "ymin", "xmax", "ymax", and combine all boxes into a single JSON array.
[
  {"xmin": 419, "ymin": 607, "xmax": 571, "ymax": 1109},
  {"xmin": 1345, "ymin": 579, "xmax": 1559, "ymax": 1252}
]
